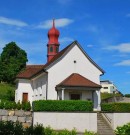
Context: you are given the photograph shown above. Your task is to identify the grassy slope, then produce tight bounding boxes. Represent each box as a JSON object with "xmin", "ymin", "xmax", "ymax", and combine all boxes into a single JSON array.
[
  {"xmin": 0, "ymin": 83, "xmax": 15, "ymax": 100},
  {"xmin": 101, "ymin": 93, "xmax": 122, "ymax": 100}
]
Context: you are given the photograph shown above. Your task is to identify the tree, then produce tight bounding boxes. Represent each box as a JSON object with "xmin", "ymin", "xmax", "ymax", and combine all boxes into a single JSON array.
[{"xmin": 0, "ymin": 42, "xmax": 28, "ymax": 83}]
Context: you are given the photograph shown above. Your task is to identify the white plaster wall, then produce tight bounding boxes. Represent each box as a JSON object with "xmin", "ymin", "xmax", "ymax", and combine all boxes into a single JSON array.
[
  {"xmin": 33, "ymin": 112, "xmax": 97, "ymax": 132},
  {"xmin": 15, "ymin": 79, "xmax": 33, "ymax": 103},
  {"xmin": 105, "ymin": 113, "xmax": 130, "ymax": 129},
  {"xmin": 47, "ymin": 44, "xmax": 102, "ymax": 100},
  {"xmin": 32, "ymin": 74, "xmax": 47, "ymax": 101}
]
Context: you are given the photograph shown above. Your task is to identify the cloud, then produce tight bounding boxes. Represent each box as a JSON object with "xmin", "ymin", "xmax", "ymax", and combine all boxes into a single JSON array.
[
  {"xmin": 87, "ymin": 44, "xmax": 93, "ymax": 48},
  {"xmin": 37, "ymin": 18, "xmax": 74, "ymax": 29},
  {"xmin": 57, "ymin": 0, "xmax": 72, "ymax": 5},
  {"xmin": 104, "ymin": 43, "xmax": 130, "ymax": 53},
  {"xmin": 86, "ymin": 25, "xmax": 99, "ymax": 33},
  {"xmin": 126, "ymin": 14, "xmax": 130, "ymax": 17},
  {"xmin": 126, "ymin": 71, "xmax": 130, "ymax": 74},
  {"xmin": 59, "ymin": 37, "xmax": 74, "ymax": 43},
  {"xmin": 0, "ymin": 16, "xmax": 28, "ymax": 27},
  {"xmin": 114, "ymin": 60, "xmax": 130, "ymax": 66}
]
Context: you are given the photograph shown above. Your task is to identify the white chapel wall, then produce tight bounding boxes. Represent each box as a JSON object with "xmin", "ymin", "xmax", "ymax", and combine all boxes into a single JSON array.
[{"xmin": 47, "ymin": 44, "xmax": 102, "ymax": 100}]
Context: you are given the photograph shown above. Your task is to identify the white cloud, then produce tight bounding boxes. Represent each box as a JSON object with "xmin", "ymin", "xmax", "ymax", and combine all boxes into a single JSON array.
[
  {"xmin": 59, "ymin": 37, "xmax": 73, "ymax": 43},
  {"xmin": 87, "ymin": 44, "xmax": 93, "ymax": 48},
  {"xmin": 104, "ymin": 43, "xmax": 130, "ymax": 53},
  {"xmin": 57, "ymin": 0, "xmax": 72, "ymax": 5},
  {"xmin": 126, "ymin": 14, "xmax": 130, "ymax": 17},
  {"xmin": 87, "ymin": 25, "xmax": 99, "ymax": 33},
  {"xmin": 0, "ymin": 16, "xmax": 28, "ymax": 27},
  {"xmin": 114, "ymin": 60, "xmax": 130, "ymax": 66},
  {"xmin": 37, "ymin": 18, "xmax": 74, "ymax": 29}
]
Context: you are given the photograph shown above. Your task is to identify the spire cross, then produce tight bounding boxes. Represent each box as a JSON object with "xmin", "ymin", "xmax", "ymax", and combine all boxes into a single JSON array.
[{"xmin": 53, "ymin": 19, "xmax": 55, "ymax": 27}]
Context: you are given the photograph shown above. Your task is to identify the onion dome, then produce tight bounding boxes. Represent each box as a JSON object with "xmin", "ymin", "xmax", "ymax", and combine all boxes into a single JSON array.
[{"xmin": 48, "ymin": 19, "xmax": 60, "ymax": 44}]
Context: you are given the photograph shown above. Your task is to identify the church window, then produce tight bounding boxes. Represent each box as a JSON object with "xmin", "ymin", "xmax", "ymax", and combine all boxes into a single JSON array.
[
  {"xmin": 50, "ymin": 46, "xmax": 53, "ymax": 52},
  {"xmin": 56, "ymin": 47, "xmax": 58, "ymax": 53}
]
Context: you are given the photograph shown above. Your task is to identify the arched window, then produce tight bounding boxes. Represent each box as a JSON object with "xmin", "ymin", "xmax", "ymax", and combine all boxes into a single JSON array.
[
  {"xmin": 56, "ymin": 47, "xmax": 59, "ymax": 53},
  {"xmin": 50, "ymin": 46, "xmax": 53, "ymax": 52}
]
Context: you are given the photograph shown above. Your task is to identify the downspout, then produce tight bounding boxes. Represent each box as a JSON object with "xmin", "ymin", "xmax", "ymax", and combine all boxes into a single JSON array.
[{"xmin": 45, "ymin": 71, "xmax": 48, "ymax": 100}]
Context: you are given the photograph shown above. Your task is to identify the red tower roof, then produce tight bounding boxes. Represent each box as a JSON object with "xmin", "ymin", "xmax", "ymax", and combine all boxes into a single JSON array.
[{"xmin": 48, "ymin": 19, "xmax": 60, "ymax": 44}]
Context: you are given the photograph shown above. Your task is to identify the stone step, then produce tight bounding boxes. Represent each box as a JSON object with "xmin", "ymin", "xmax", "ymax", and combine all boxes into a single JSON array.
[{"xmin": 97, "ymin": 113, "xmax": 115, "ymax": 135}]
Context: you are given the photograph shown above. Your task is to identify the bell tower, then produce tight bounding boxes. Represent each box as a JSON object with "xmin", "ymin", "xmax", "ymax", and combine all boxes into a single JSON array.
[{"xmin": 47, "ymin": 19, "xmax": 60, "ymax": 62}]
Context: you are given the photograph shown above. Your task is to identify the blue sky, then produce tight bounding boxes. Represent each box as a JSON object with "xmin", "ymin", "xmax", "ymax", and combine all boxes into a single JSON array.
[{"xmin": 0, "ymin": 0, "xmax": 130, "ymax": 94}]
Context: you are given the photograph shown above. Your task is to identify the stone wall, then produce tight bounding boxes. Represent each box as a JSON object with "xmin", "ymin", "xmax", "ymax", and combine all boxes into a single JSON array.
[{"xmin": 0, "ymin": 109, "xmax": 32, "ymax": 128}]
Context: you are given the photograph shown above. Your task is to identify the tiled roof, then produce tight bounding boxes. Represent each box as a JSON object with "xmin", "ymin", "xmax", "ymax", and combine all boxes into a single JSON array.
[
  {"xmin": 56, "ymin": 73, "xmax": 101, "ymax": 88},
  {"xmin": 16, "ymin": 41, "xmax": 104, "ymax": 79},
  {"xmin": 16, "ymin": 43, "xmax": 71, "ymax": 79},
  {"xmin": 16, "ymin": 65, "xmax": 45, "ymax": 79}
]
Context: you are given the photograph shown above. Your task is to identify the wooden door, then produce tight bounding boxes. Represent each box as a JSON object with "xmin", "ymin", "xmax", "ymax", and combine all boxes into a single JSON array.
[
  {"xmin": 22, "ymin": 93, "xmax": 28, "ymax": 102},
  {"xmin": 70, "ymin": 94, "xmax": 80, "ymax": 100}
]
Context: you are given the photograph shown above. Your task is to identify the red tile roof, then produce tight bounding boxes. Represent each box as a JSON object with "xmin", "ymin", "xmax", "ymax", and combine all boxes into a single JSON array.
[
  {"xmin": 16, "ymin": 43, "xmax": 71, "ymax": 79},
  {"xmin": 16, "ymin": 41, "xmax": 104, "ymax": 79},
  {"xmin": 16, "ymin": 65, "xmax": 45, "ymax": 79},
  {"xmin": 56, "ymin": 73, "xmax": 101, "ymax": 88}
]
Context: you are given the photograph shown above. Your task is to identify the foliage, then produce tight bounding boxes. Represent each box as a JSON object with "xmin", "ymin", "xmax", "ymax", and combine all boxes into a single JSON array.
[
  {"xmin": 33, "ymin": 100, "xmax": 93, "ymax": 112},
  {"xmin": 101, "ymin": 93, "xmax": 122, "ymax": 100},
  {"xmin": 0, "ymin": 121, "xmax": 24, "ymax": 135},
  {"xmin": 0, "ymin": 100, "xmax": 31, "ymax": 111},
  {"xmin": 0, "ymin": 121, "xmax": 97, "ymax": 135},
  {"xmin": 101, "ymin": 103, "xmax": 130, "ymax": 112},
  {"xmin": 84, "ymin": 130, "xmax": 98, "ymax": 135},
  {"xmin": 0, "ymin": 42, "xmax": 28, "ymax": 83},
  {"xmin": 125, "ymin": 94, "xmax": 130, "ymax": 98},
  {"xmin": 22, "ymin": 101, "xmax": 31, "ymax": 111},
  {"xmin": 0, "ymin": 83, "xmax": 15, "ymax": 101},
  {"xmin": 115, "ymin": 123, "xmax": 130, "ymax": 135}
]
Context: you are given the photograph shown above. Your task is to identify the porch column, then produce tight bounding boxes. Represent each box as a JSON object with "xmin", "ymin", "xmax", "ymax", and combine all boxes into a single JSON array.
[
  {"xmin": 97, "ymin": 90, "xmax": 101, "ymax": 111},
  {"xmin": 62, "ymin": 88, "xmax": 65, "ymax": 100},
  {"xmin": 93, "ymin": 89, "xmax": 101, "ymax": 111}
]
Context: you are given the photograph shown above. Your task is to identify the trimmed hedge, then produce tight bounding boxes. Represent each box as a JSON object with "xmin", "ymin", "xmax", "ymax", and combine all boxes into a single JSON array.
[
  {"xmin": 101, "ymin": 103, "xmax": 130, "ymax": 112},
  {"xmin": 33, "ymin": 100, "xmax": 93, "ymax": 112},
  {"xmin": 0, "ymin": 100, "xmax": 31, "ymax": 111}
]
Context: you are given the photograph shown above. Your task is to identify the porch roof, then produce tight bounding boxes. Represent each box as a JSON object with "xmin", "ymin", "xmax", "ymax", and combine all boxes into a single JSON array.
[{"xmin": 56, "ymin": 73, "xmax": 101, "ymax": 89}]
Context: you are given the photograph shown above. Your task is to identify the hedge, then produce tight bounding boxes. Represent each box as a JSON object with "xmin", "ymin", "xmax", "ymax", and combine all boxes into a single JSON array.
[
  {"xmin": 101, "ymin": 103, "xmax": 130, "ymax": 112},
  {"xmin": 0, "ymin": 100, "xmax": 31, "ymax": 111},
  {"xmin": 33, "ymin": 100, "xmax": 93, "ymax": 112}
]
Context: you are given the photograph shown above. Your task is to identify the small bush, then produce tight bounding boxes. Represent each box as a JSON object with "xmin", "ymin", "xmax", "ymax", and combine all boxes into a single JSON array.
[
  {"xmin": 125, "ymin": 94, "xmax": 130, "ymax": 98},
  {"xmin": 84, "ymin": 130, "xmax": 98, "ymax": 135},
  {"xmin": 101, "ymin": 103, "xmax": 130, "ymax": 112},
  {"xmin": 33, "ymin": 100, "xmax": 93, "ymax": 112},
  {"xmin": 0, "ymin": 121, "xmax": 97, "ymax": 135},
  {"xmin": 0, "ymin": 100, "xmax": 31, "ymax": 111},
  {"xmin": 115, "ymin": 123, "xmax": 130, "ymax": 135}
]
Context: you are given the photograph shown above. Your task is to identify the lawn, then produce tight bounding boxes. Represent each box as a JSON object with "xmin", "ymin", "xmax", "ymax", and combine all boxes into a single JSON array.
[{"xmin": 0, "ymin": 83, "xmax": 15, "ymax": 101}]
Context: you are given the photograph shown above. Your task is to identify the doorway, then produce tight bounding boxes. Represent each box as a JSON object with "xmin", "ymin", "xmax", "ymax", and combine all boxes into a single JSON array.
[{"xmin": 22, "ymin": 93, "xmax": 28, "ymax": 102}]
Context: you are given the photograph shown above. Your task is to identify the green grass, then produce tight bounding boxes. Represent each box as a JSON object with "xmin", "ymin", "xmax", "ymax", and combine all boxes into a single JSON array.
[
  {"xmin": 101, "ymin": 93, "xmax": 122, "ymax": 100},
  {"xmin": 0, "ymin": 83, "xmax": 15, "ymax": 100}
]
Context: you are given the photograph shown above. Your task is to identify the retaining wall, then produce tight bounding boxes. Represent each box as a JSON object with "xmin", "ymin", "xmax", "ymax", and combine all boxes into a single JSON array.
[
  {"xmin": 0, "ymin": 109, "xmax": 32, "ymax": 128},
  {"xmin": 104, "ymin": 113, "xmax": 130, "ymax": 129},
  {"xmin": 33, "ymin": 112, "xmax": 97, "ymax": 132}
]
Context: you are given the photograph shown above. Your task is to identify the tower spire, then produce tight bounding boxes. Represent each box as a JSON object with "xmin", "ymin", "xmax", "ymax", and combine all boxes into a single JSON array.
[
  {"xmin": 47, "ymin": 19, "xmax": 60, "ymax": 62},
  {"xmin": 53, "ymin": 19, "xmax": 55, "ymax": 27}
]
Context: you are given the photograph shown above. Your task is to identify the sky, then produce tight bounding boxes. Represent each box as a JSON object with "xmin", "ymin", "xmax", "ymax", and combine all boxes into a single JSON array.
[{"xmin": 0, "ymin": 0, "xmax": 130, "ymax": 94}]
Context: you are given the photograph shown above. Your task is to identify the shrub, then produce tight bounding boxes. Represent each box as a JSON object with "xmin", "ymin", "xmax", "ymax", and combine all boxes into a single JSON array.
[
  {"xmin": 0, "ymin": 121, "xmax": 97, "ymax": 135},
  {"xmin": 115, "ymin": 123, "xmax": 130, "ymax": 135},
  {"xmin": 101, "ymin": 103, "xmax": 130, "ymax": 112},
  {"xmin": 0, "ymin": 100, "xmax": 31, "ymax": 111},
  {"xmin": 84, "ymin": 130, "xmax": 98, "ymax": 135},
  {"xmin": 125, "ymin": 94, "xmax": 130, "ymax": 98},
  {"xmin": 33, "ymin": 100, "xmax": 93, "ymax": 112}
]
